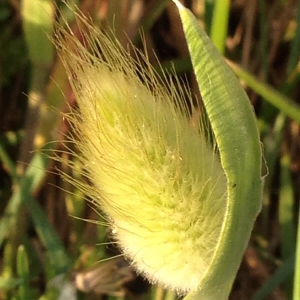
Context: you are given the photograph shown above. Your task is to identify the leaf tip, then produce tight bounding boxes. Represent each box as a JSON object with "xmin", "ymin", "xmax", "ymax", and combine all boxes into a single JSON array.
[{"xmin": 172, "ymin": 0, "xmax": 185, "ymax": 10}]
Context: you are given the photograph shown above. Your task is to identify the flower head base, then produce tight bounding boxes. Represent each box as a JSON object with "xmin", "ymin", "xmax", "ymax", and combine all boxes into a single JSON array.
[{"xmin": 55, "ymin": 10, "xmax": 227, "ymax": 293}]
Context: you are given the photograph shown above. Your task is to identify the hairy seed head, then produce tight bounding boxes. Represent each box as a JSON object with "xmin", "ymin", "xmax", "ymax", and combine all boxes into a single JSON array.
[{"xmin": 55, "ymin": 10, "xmax": 227, "ymax": 293}]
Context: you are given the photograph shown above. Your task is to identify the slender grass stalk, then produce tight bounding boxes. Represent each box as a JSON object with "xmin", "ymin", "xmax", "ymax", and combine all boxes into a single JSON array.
[
  {"xmin": 204, "ymin": 0, "xmax": 215, "ymax": 34},
  {"xmin": 17, "ymin": 245, "xmax": 30, "ymax": 300},
  {"xmin": 154, "ymin": 286, "xmax": 165, "ymax": 300},
  {"xmin": 20, "ymin": 0, "xmax": 55, "ymax": 168},
  {"xmin": 279, "ymin": 154, "xmax": 296, "ymax": 298},
  {"xmin": 209, "ymin": 0, "xmax": 230, "ymax": 54},
  {"xmin": 258, "ymin": 0, "xmax": 268, "ymax": 80},
  {"xmin": 287, "ymin": 0, "xmax": 300, "ymax": 73},
  {"xmin": 294, "ymin": 205, "xmax": 300, "ymax": 299}
]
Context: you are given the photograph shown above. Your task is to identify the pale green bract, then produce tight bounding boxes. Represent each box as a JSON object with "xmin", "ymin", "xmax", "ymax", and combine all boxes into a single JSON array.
[
  {"xmin": 173, "ymin": 1, "xmax": 263, "ymax": 299},
  {"xmin": 55, "ymin": 2, "xmax": 262, "ymax": 299}
]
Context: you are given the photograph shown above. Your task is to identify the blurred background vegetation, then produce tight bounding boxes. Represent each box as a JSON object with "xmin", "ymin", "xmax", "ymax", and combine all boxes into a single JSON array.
[{"xmin": 0, "ymin": 0, "xmax": 300, "ymax": 299}]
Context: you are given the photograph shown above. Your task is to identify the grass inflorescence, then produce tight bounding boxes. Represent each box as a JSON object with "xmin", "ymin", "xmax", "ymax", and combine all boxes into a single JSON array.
[{"xmin": 54, "ymin": 7, "xmax": 227, "ymax": 294}]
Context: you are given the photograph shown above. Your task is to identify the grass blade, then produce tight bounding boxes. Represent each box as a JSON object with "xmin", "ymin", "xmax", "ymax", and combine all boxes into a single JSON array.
[
  {"xmin": 294, "ymin": 205, "xmax": 300, "ymax": 299},
  {"xmin": 0, "ymin": 150, "xmax": 50, "ymax": 246},
  {"xmin": 26, "ymin": 196, "xmax": 72, "ymax": 274},
  {"xmin": 228, "ymin": 61, "xmax": 300, "ymax": 124},
  {"xmin": 252, "ymin": 255, "xmax": 295, "ymax": 300},
  {"xmin": 173, "ymin": 2, "xmax": 262, "ymax": 298},
  {"xmin": 17, "ymin": 245, "xmax": 30, "ymax": 300},
  {"xmin": 279, "ymin": 154, "xmax": 296, "ymax": 298}
]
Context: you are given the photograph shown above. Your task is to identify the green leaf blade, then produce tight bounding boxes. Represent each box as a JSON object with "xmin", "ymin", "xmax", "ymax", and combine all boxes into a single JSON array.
[{"xmin": 173, "ymin": 1, "xmax": 263, "ymax": 299}]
